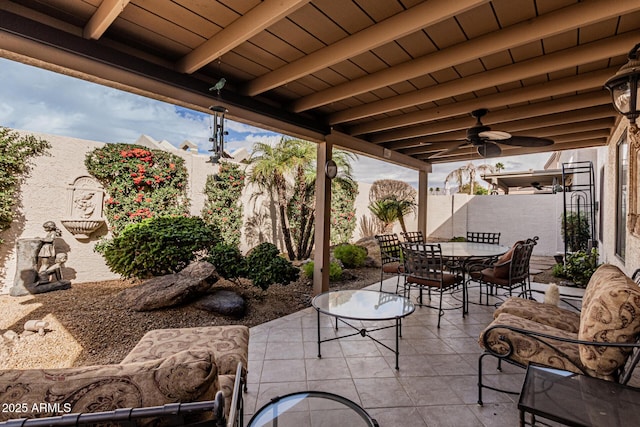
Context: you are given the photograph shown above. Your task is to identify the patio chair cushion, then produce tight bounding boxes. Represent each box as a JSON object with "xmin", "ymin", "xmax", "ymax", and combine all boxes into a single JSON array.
[
  {"xmin": 479, "ymin": 312, "xmax": 588, "ymax": 376},
  {"xmin": 406, "ymin": 272, "xmax": 460, "ymax": 288},
  {"xmin": 121, "ymin": 325, "xmax": 249, "ymax": 383},
  {"xmin": 0, "ymin": 350, "xmax": 218, "ymax": 422},
  {"xmin": 494, "ymin": 297, "xmax": 581, "ymax": 333},
  {"xmin": 493, "ymin": 240, "xmax": 524, "ymax": 279},
  {"xmin": 474, "ymin": 267, "xmax": 515, "ymax": 286},
  {"xmin": 578, "ymin": 264, "xmax": 640, "ymax": 376},
  {"xmin": 382, "ymin": 263, "xmax": 403, "ymax": 274}
]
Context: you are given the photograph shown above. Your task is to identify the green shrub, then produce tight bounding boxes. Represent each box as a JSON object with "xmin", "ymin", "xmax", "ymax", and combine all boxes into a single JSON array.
[
  {"xmin": 563, "ymin": 248, "xmax": 600, "ymax": 287},
  {"xmin": 0, "ymin": 127, "xmax": 50, "ymax": 245},
  {"xmin": 98, "ymin": 216, "xmax": 220, "ymax": 278},
  {"xmin": 552, "ymin": 248, "xmax": 600, "ymax": 287},
  {"xmin": 561, "ymin": 211, "xmax": 591, "ymax": 252},
  {"xmin": 449, "ymin": 236, "xmax": 467, "ymax": 242},
  {"xmin": 245, "ymin": 242, "xmax": 299, "ymax": 290},
  {"xmin": 303, "ymin": 262, "xmax": 314, "ymax": 279},
  {"xmin": 207, "ymin": 243, "xmax": 246, "ymax": 280},
  {"xmin": 333, "ymin": 244, "xmax": 367, "ymax": 268},
  {"xmin": 552, "ymin": 263, "xmax": 565, "ymax": 278},
  {"xmin": 303, "ymin": 261, "xmax": 343, "ymax": 281}
]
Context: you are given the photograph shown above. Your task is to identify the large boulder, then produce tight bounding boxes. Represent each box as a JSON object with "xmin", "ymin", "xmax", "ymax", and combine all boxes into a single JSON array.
[
  {"xmin": 120, "ymin": 261, "xmax": 219, "ymax": 311},
  {"xmin": 194, "ymin": 289, "xmax": 246, "ymax": 318},
  {"xmin": 354, "ymin": 236, "xmax": 382, "ymax": 268}
]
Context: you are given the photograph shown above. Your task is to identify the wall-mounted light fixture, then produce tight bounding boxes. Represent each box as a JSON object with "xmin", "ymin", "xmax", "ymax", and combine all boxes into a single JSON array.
[
  {"xmin": 325, "ymin": 159, "xmax": 338, "ymax": 179},
  {"xmin": 208, "ymin": 105, "xmax": 228, "ymax": 163},
  {"xmin": 604, "ymin": 43, "xmax": 640, "ymax": 148}
]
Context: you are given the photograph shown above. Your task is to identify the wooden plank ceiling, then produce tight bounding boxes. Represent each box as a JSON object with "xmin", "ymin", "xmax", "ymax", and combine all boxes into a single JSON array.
[{"xmin": 1, "ymin": 0, "xmax": 638, "ymax": 168}]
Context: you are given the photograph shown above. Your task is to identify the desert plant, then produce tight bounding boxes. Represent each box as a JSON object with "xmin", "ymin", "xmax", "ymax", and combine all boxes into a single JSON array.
[
  {"xmin": 98, "ymin": 216, "xmax": 220, "ymax": 278},
  {"xmin": 207, "ymin": 243, "xmax": 246, "ymax": 280},
  {"xmin": 358, "ymin": 214, "xmax": 384, "ymax": 237},
  {"xmin": 555, "ymin": 248, "xmax": 600, "ymax": 287},
  {"xmin": 561, "ymin": 211, "xmax": 591, "ymax": 252},
  {"xmin": 0, "ymin": 127, "xmax": 50, "ymax": 245},
  {"xmin": 303, "ymin": 261, "xmax": 343, "ymax": 281},
  {"xmin": 368, "ymin": 199, "xmax": 398, "ymax": 233},
  {"xmin": 244, "ymin": 242, "xmax": 299, "ymax": 290},
  {"xmin": 333, "ymin": 244, "xmax": 367, "ymax": 268}
]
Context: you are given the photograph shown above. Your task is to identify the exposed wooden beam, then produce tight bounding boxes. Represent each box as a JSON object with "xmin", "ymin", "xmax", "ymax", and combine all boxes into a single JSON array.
[
  {"xmin": 329, "ymin": 32, "xmax": 636, "ymax": 125},
  {"xmin": 176, "ymin": 0, "xmax": 310, "ymax": 74},
  {"xmin": 83, "ymin": 0, "xmax": 129, "ymax": 40},
  {"xmin": 292, "ymin": 0, "xmax": 640, "ymax": 113},
  {"xmin": 326, "ymin": 131, "xmax": 431, "ymax": 172},
  {"xmin": 243, "ymin": 0, "xmax": 487, "ymax": 96},
  {"xmin": 357, "ymin": 68, "xmax": 615, "ymax": 138}
]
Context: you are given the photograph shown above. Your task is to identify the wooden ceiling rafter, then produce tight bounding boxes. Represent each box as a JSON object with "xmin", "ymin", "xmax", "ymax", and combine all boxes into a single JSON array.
[{"xmin": 291, "ymin": 0, "xmax": 638, "ymax": 113}]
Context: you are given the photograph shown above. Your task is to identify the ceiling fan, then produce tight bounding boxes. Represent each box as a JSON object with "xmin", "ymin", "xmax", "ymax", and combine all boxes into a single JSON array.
[{"xmin": 429, "ymin": 108, "xmax": 554, "ymax": 158}]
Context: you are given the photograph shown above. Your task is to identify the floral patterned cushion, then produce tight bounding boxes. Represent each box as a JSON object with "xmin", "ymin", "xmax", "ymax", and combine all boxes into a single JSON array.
[
  {"xmin": 494, "ymin": 297, "xmax": 580, "ymax": 333},
  {"xmin": 121, "ymin": 325, "xmax": 249, "ymax": 383},
  {"xmin": 0, "ymin": 350, "xmax": 218, "ymax": 422},
  {"xmin": 578, "ymin": 264, "xmax": 640, "ymax": 376},
  {"xmin": 479, "ymin": 313, "xmax": 591, "ymax": 377}
]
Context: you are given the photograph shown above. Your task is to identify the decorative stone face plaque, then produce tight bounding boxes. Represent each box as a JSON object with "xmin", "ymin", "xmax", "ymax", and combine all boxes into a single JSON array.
[{"xmin": 61, "ymin": 176, "xmax": 106, "ymax": 239}]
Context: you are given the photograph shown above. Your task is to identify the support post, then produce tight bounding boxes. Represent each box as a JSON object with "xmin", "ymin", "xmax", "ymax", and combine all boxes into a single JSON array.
[
  {"xmin": 417, "ymin": 168, "xmax": 428, "ymax": 238},
  {"xmin": 313, "ymin": 140, "xmax": 332, "ymax": 295}
]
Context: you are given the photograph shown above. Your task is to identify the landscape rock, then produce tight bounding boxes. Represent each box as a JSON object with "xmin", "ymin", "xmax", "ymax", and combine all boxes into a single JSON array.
[
  {"xmin": 119, "ymin": 261, "xmax": 219, "ymax": 311},
  {"xmin": 354, "ymin": 236, "xmax": 382, "ymax": 267},
  {"xmin": 194, "ymin": 290, "xmax": 246, "ymax": 318}
]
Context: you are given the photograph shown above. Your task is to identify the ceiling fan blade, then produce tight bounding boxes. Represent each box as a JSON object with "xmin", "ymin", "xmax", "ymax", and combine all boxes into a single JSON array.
[
  {"xmin": 499, "ymin": 135, "xmax": 554, "ymax": 147},
  {"xmin": 477, "ymin": 142, "xmax": 501, "ymax": 158},
  {"xmin": 478, "ymin": 130, "xmax": 511, "ymax": 140},
  {"xmin": 427, "ymin": 141, "xmax": 469, "ymax": 159}
]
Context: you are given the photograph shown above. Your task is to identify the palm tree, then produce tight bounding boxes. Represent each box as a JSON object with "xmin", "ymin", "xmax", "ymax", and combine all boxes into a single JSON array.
[
  {"xmin": 248, "ymin": 138, "xmax": 309, "ymax": 259},
  {"xmin": 292, "ymin": 147, "xmax": 357, "ymax": 256},
  {"xmin": 368, "ymin": 199, "xmax": 398, "ymax": 233},
  {"xmin": 494, "ymin": 162, "xmax": 505, "ymax": 173},
  {"xmin": 445, "ymin": 162, "xmax": 495, "ymax": 194},
  {"xmin": 249, "ymin": 138, "xmax": 358, "ymax": 260}
]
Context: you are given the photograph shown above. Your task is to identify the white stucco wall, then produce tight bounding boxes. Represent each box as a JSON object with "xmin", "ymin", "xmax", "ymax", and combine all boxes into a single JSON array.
[
  {"xmin": 597, "ymin": 121, "xmax": 640, "ymax": 277},
  {"xmin": 0, "ymin": 132, "xmax": 116, "ymax": 293}
]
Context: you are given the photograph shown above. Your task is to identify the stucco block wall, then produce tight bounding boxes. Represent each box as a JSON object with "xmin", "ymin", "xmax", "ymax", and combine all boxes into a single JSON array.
[
  {"xmin": 425, "ymin": 194, "xmax": 562, "ymax": 256},
  {"xmin": 5, "ymin": 128, "xmax": 629, "ymax": 293},
  {"xmin": 0, "ymin": 132, "xmax": 117, "ymax": 294},
  {"xmin": 597, "ymin": 122, "xmax": 640, "ymax": 276}
]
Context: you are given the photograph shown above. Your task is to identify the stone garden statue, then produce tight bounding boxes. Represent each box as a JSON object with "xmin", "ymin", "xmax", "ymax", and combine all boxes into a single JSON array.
[
  {"xmin": 10, "ymin": 221, "xmax": 71, "ymax": 296},
  {"xmin": 37, "ymin": 221, "xmax": 61, "ymax": 273}
]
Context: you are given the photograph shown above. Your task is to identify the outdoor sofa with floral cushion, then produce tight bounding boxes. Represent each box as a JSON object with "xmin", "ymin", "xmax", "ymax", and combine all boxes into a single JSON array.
[
  {"xmin": 477, "ymin": 264, "xmax": 640, "ymax": 405},
  {"xmin": 0, "ymin": 325, "xmax": 249, "ymax": 427}
]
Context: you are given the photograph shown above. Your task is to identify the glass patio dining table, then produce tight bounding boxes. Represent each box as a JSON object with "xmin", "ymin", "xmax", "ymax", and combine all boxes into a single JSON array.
[{"xmin": 403, "ymin": 241, "xmax": 510, "ymax": 312}]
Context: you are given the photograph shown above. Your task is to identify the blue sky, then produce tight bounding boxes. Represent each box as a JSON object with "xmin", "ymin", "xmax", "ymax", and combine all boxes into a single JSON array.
[{"xmin": 0, "ymin": 58, "xmax": 550, "ymax": 189}]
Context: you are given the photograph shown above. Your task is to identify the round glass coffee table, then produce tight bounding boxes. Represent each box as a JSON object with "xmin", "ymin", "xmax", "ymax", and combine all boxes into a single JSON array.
[
  {"xmin": 312, "ymin": 289, "xmax": 415, "ymax": 369},
  {"xmin": 248, "ymin": 391, "xmax": 379, "ymax": 427}
]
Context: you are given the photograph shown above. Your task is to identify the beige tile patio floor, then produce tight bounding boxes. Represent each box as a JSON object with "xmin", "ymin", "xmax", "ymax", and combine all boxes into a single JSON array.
[{"xmin": 243, "ymin": 276, "xmax": 569, "ymax": 426}]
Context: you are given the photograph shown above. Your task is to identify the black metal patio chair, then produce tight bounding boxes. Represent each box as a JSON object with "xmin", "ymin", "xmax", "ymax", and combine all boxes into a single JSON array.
[
  {"xmin": 374, "ymin": 233, "xmax": 403, "ymax": 293},
  {"xmin": 401, "ymin": 242, "xmax": 465, "ymax": 328}
]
